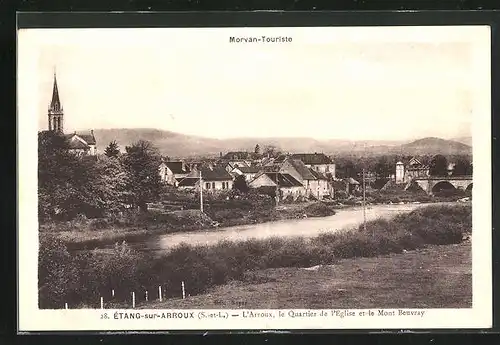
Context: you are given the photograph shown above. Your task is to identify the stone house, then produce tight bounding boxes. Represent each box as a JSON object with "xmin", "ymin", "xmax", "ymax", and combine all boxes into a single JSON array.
[
  {"xmin": 278, "ymin": 158, "xmax": 331, "ymax": 199},
  {"xmin": 308, "ymin": 168, "xmax": 333, "ymax": 198},
  {"xmin": 248, "ymin": 172, "xmax": 305, "ymax": 199},
  {"xmin": 158, "ymin": 161, "xmax": 191, "ymax": 186},
  {"xmin": 276, "ymin": 153, "xmax": 335, "ymax": 178}
]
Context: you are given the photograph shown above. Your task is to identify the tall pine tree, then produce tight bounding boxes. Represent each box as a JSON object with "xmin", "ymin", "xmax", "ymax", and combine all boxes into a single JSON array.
[{"xmin": 104, "ymin": 140, "xmax": 120, "ymax": 158}]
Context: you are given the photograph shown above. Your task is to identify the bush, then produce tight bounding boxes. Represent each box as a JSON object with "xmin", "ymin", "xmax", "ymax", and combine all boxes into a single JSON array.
[
  {"xmin": 303, "ymin": 202, "xmax": 336, "ymax": 217},
  {"xmin": 38, "ymin": 235, "xmax": 81, "ymax": 308},
  {"xmin": 334, "ymin": 190, "xmax": 348, "ymax": 200},
  {"xmin": 433, "ymin": 188, "xmax": 467, "ymax": 198}
]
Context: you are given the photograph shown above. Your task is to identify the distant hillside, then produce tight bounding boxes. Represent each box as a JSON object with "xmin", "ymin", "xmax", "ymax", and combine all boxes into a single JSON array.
[
  {"xmin": 93, "ymin": 128, "xmax": 224, "ymax": 157},
  {"xmin": 92, "ymin": 129, "xmax": 471, "ymax": 158},
  {"xmin": 450, "ymin": 136, "xmax": 472, "ymax": 147},
  {"xmin": 400, "ymin": 137, "xmax": 472, "ymax": 155}
]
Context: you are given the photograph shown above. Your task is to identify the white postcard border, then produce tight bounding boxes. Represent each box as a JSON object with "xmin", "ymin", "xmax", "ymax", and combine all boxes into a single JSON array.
[{"xmin": 17, "ymin": 25, "xmax": 492, "ymax": 331}]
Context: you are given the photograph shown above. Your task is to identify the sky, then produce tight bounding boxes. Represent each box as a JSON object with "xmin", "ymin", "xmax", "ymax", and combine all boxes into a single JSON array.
[{"xmin": 18, "ymin": 26, "xmax": 490, "ymax": 141}]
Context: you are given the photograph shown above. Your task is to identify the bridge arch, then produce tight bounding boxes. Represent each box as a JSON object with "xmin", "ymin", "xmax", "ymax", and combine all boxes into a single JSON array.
[
  {"xmin": 432, "ymin": 181, "xmax": 456, "ymax": 194},
  {"xmin": 466, "ymin": 183, "xmax": 473, "ymax": 192}
]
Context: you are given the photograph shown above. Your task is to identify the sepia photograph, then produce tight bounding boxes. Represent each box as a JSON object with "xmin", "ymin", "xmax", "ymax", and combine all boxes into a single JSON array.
[{"xmin": 17, "ymin": 24, "xmax": 491, "ymax": 331}]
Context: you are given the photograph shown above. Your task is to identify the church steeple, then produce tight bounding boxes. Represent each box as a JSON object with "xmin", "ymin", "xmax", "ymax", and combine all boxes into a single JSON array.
[{"xmin": 48, "ymin": 71, "xmax": 64, "ymax": 133}]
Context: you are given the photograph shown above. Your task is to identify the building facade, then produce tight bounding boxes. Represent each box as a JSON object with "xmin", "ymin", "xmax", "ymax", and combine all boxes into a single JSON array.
[
  {"xmin": 231, "ymin": 166, "xmax": 261, "ymax": 182},
  {"xmin": 178, "ymin": 166, "xmax": 234, "ymax": 192},
  {"xmin": 276, "ymin": 153, "xmax": 336, "ymax": 178},
  {"xmin": 159, "ymin": 161, "xmax": 191, "ymax": 186},
  {"xmin": 395, "ymin": 157, "xmax": 430, "ymax": 184}
]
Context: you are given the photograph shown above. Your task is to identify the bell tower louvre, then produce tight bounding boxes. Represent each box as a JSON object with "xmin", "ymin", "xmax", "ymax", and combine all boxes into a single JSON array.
[{"xmin": 48, "ymin": 72, "xmax": 64, "ymax": 133}]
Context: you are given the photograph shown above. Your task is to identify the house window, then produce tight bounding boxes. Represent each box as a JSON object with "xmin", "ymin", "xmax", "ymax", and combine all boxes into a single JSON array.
[
  {"xmin": 206, "ymin": 183, "xmax": 211, "ymax": 189},
  {"xmin": 212, "ymin": 182, "xmax": 216, "ymax": 189},
  {"xmin": 222, "ymin": 182, "xmax": 226, "ymax": 189}
]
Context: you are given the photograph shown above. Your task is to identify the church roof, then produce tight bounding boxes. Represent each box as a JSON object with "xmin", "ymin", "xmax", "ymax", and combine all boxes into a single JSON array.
[
  {"xmin": 65, "ymin": 131, "xmax": 96, "ymax": 145},
  {"xmin": 49, "ymin": 73, "xmax": 62, "ymax": 112},
  {"xmin": 67, "ymin": 138, "xmax": 89, "ymax": 150},
  {"xmin": 78, "ymin": 134, "xmax": 96, "ymax": 145}
]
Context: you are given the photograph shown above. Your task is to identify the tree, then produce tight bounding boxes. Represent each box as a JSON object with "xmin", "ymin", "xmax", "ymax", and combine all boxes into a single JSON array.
[
  {"xmin": 254, "ymin": 144, "xmax": 261, "ymax": 155},
  {"xmin": 38, "ymin": 236, "xmax": 80, "ymax": 308},
  {"xmin": 336, "ymin": 158, "xmax": 360, "ymax": 179},
  {"xmin": 374, "ymin": 156, "xmax": 392, "ymax": 179},
  {"xmin": 122, "ymin": 140, "xmax": 162, "ymax": 212},
  {"xmin": 38, "ymin": 131, "xmax": 98, "ymax": 220},
  {"xmin": 104, "ymin": 140, "xmax": 120, "ymax": 158},
  {"xmin": 453, "ymin": 157, "xmax": 472, "ymax": 176},
  {"xmin": 429, "ymin": 154, "xmax": 448, "ymax": 176},
  {"xmin": 233, "ymin": 175, "xmax": 249, "ymax": 193},
  {"xmin": 262, "ymin": 145, "xmax": 281, "ymax": 158},
  {"xmin": 91, "ymin": 156, "xmax": 129, "ymax": 215}
]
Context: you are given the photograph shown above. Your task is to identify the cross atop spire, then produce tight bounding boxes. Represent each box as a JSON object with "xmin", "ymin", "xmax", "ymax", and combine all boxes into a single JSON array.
[{"xmin": 49, "ymin": 71, "xmax": 62, "ymax": 113}]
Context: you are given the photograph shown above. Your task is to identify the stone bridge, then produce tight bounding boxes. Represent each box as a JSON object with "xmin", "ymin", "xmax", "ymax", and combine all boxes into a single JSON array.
[{"xmin": 409, "ymin": 176, "xmax": 473, "ymax": 195}]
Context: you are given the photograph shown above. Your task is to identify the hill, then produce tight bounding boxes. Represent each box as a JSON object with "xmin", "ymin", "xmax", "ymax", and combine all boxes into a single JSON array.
[
  {"xmin": 450, "ymin": 136, "xmax": 473, "ymax": 147},
  {"xmin": 92, "ymin": 129, "xmax": 471, "ymax": 158},
  {"xmin": 400, "ymin": 137, "xmax": 472, "ymax": 155}
]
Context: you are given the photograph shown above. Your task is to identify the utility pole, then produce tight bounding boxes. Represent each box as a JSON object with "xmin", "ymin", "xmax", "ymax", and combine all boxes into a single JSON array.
[
  {"xmin": 362, "ymin": 167, "xmax": 367, "ymax": 233},
  {"xmin": 199, "ymin": 170, "xmax": 203, "ymax": 213},
  {"xmin": 362, "ymin": 142, "xmax": 367, "ymax": 234}
]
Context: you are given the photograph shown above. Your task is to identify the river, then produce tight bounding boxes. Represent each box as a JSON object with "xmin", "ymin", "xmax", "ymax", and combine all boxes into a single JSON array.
[{"xmin": 130, "ymin": 202, "xmax": 457, "ymax": 253}]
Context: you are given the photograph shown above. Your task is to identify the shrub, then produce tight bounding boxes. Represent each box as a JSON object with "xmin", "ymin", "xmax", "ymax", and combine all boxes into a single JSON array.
[
  {"xmin": 38, "ymin": 235, "xmax": 81, "ymax": 308},
  {"xmin": 433, "ymin": 189, "xmax": 465, "ymax": 198},
  {"xmin": 303, "ymin": 202, "xmax": 336, "ymax": 217},
  {"xmin": 88, "ymin": 218, "xmax": 112, "ymax": 230},
  {"xmin": 334, "ymin": 190, "xmax": 348, "ymax": 200}
]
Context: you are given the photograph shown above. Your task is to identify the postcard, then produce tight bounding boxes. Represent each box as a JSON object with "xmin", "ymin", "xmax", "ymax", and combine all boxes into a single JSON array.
[{"xmin": 17, "ymin": 23, "xmax": 492, "ymax": 331}]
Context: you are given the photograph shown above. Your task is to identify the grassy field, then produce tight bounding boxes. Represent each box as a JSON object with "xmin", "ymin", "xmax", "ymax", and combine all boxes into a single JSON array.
[{"xmin": 140, "ymin": 239, "xmax": 471, "ymax": 309}]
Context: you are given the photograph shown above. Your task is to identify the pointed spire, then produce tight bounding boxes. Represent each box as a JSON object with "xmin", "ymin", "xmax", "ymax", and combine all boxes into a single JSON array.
[{"xmin": 49, "ymin": 71, "xmax": 62, "ymax": 112}]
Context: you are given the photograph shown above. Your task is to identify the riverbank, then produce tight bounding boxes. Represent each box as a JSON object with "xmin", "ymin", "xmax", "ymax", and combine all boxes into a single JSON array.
[
  {"xmin": 39, "ymin": 204, "xmax": 471, "ymax": 309},
  {"xmin": 41, "ymin": 201, "xmax": 337, "ymax": 250},
  {"xmin": 140, "ymin": 239, "xmax": 471, "ymax": 309}
]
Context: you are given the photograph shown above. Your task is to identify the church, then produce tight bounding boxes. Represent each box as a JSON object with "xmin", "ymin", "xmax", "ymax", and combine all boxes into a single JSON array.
[{"xmin": 47, "ymin": 72, "xmax": 97, "ymax": 156}]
